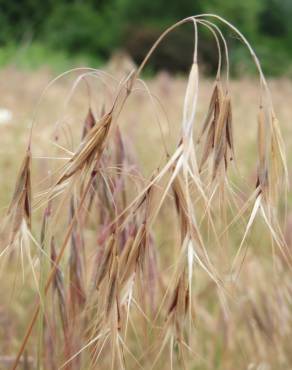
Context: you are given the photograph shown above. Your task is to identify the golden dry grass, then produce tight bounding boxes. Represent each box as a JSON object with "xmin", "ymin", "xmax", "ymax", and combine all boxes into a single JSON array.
[{"xmin": 0, "ymin": 63, "xmax": 292, "ymax": 370}]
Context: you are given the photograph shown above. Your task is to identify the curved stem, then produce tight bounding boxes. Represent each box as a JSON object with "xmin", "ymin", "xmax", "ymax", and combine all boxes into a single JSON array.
[
  {"xmin": 28, "ymin": 67, "xmax": 118, "ymax": 145},
  {"xmin": 134, "ymin": 14, "xmax": 269, "ymax": 105},
  {"xmin": 194, "ymin": 14, "xmax": 266, "ymax": 85},
  {"xmin": 52, "ymin": 71, "xmax": 114, "ymax": 136},
  {"xmin": 199, "ymin": 19, "xmax": 230, "ymax": 85},
  {"xmin": 194, "ymin": 14, "xmax": 273, "ymax": 108},
  {"xmin": 196, "ymin": 20, "xmax": 222, "ymax": 80}
]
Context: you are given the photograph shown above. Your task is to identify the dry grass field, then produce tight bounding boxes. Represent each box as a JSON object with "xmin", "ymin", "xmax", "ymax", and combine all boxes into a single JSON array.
[{"xmin": 0, "ymin": 64, "xmax": 292, "ymax": 370}]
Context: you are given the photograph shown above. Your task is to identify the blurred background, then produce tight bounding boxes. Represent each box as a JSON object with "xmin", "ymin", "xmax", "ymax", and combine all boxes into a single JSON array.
[{"xmin": 0, "ymin": 0, "xmax": 292, "ymax": 76}]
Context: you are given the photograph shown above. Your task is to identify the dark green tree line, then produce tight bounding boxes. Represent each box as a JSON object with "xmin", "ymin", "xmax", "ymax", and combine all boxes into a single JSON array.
[{"xmin": 0, "ymin": 0, "xmax": 291, "ymax": 75}]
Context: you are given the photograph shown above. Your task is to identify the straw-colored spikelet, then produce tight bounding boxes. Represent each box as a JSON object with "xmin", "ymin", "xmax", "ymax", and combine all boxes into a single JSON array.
[
  {"xmin": 51, "ymin": 237, "xmax": 68, "ymax": 333},
  {"xmin": 57, "ymin": 112, "xmax": 112, "ymax": 185},
  {"xmin": 82, "ymin": 107, "xmax": 96, "ymax": 139},
  {"xmin": 120, "ymin": 223, "xmax": 146, "ymax": 285},
  {"xmin": 172, "ymin": 170, "xmax": 204, "ymax": 250},
  {"xmin": 199, "ymin": 84, "xmax": 233, "ymax": 179},
  {"xmin": 95, "ymin": 234, "xmax": 116, "ymax": 290},
  {"xmin": 6, "ymin": 148, "xmax": 32, "ymax": 244},
  {"xmin": 105, "ymin": 253, "xmax": 119, "ymax": 318},
  {"xmin": 198, "ymin": 81, "xmax": 223, "ymax": 143},
  {"xmin": 213, "ymin": 93, "xmax": 232, "ymax": 177},
  {"xmin": 69, "ymin": 199, "xmax": 86, "ymax": 314},
  {"xmin": 256, "ymin": 106, "xmax": 268, "ymax": 196}
]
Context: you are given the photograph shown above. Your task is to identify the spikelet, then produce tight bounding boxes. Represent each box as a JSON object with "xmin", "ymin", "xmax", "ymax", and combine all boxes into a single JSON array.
[
  {"xmin": 95, "ymin": 234, "xmax": 115, "ymax": 290},
  {"xmin": 40, "ymin": 202, "xmax": 51, "ymax": 247},
  {"xmin": 199, "ymin": 82, "xmax": 234, "ymax": 179},
  {"xmin": 69, "ymin": 199, "xmax": 86, "ymax": 315},
  {"xmin": 213, "ymin": 93, "xmax": 232, "ymax": 177},
  {"xmin": 199, "ymin": 119, "xmax": 216, "ymax": 172},
  {"xmin": 198, "ymin": 80, "xmax": 222, "ymax": 142},
  {"xmin": 51, "ymin": 237, "xmax": 68, "ymax": 333},
  {"xmin": 105, "ymin": 253, "xmax": 119, "ymax": 318},
  {"xmin": 168, "ymin": 273, "xmax": 188, "ymax": 320},
  {"xmin": 256, "ymin": 106, "xmax": 268, "ymax": 197},
  {"xmin": 172, "ymin": 174, "xmax": 189, "ymax": 242},
  {"xmin": 50, "ymin": 237, "xmax": 72, "ymax": 367},
  {"xmin": 121, "ymin": 223, "xmax": 146, "ymax": 285},
  {"xmin": 172, "ymin": 170, "xmax": 204, "ymax": 250},
  {"xmin": 82, "ymin": 107, "xmax": 96, "ymax": 139},
  {"xmin": 6, "ymin": 148, "xmax": 32, "ymax": 244},
  {"xmin": 225, "ymin": 98, "xmax": 234, "ymax": 159},
  {"xmin": 57, "ymin": 112, "xmax": 112, "ymax": 185}
]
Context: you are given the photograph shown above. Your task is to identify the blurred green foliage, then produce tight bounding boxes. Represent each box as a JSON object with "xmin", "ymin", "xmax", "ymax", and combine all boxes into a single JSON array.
[{"xmin": 0, "ymin": 0, "xmax": 291, "ymax": 75}]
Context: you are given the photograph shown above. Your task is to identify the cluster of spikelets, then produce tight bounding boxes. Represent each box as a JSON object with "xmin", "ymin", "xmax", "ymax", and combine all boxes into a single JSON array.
[{"xmin": 0, "ymin": 14, "xmax": 290, "ymax": 370}]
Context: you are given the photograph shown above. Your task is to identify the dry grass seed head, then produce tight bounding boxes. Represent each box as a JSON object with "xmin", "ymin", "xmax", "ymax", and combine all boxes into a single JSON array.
[
  {"xmin": 51, "ymin": 237, "xmax": 68, "ymax": 334},
  {"xmin": 213, "ymin": 93, "xmax": 231, "ymax": 178},
  {"xmin": 7, "ymin": 15, "xmax": 290, "ymax": 370},
  {"xmin": 121, "ymin": 223, "xmax": 146, "ymax": 285},
  {"xmin": 82, "ymin": 107, "xmax": 96, "ymax": 139},
  {"xmin": 95, "ymin": 234, "xmax": 116, "ymax": 290},
  {"xmin": 8, "ymin": 149, "xmax": 32, "ymax": 228},
  {"xmin": 199, "ymin": 80, "xmax": 222, "ymax": 141},
  {"xmin": 105, "ymin": 253, "xmax": 119, "ymax": 318},
  {"xmin": 69, "ymin": 198, "xmax": 86, "ymax": 313},
  {"xmin": 57, "ymin": 112, "xmax": 112, "ymax": 185},
  {"xmin": 3, "ymin": 148, "xmax": 32, "ymax": 247}
]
